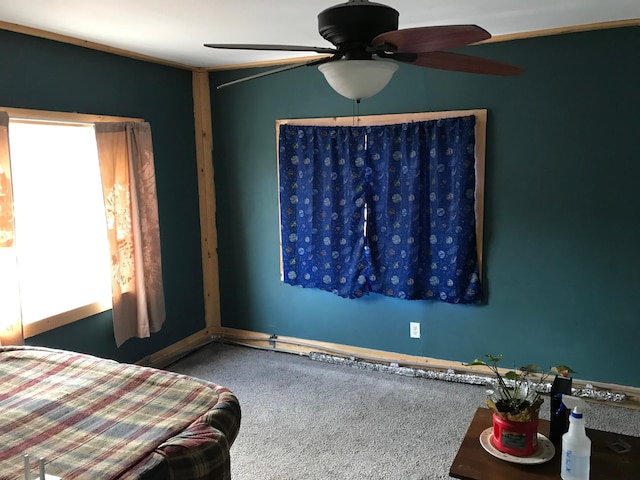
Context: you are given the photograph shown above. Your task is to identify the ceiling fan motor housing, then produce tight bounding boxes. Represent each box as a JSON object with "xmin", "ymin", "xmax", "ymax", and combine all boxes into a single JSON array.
[{"xmin": 318, "ymin": 0, "xmax": 399, "ymax": 58}]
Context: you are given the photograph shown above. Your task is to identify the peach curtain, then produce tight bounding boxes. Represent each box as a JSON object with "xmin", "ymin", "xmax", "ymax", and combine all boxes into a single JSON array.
[
  {"xmin": 94, "ymin": 122, "xmax": 165, "ymax": 346},
  {"xmin": 0, "ymin": 112, "xmax": 24, "ymax": 345}
]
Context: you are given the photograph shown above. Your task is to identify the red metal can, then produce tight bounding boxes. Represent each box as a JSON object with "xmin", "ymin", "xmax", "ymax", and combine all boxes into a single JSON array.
[{"xmin": 491, "ymin": 413, "xmax": 539, "ymax": 456}]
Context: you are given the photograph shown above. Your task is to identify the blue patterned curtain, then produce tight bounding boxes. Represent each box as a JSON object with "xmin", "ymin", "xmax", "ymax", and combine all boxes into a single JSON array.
[
  {"xmin": 279, "ymin": 115, "xmax": 482, "ymax": 304},
  {"xmin": 279, "ymin": 125, "xmax": 368, "ymax": 298},
  {"xmin": 365, "ymin": 116, "xmax": 481, "ymax": 303}
]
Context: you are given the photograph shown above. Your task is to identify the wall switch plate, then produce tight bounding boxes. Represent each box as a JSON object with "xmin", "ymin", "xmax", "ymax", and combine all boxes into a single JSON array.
[{"xmin": 410, "ymin": 322, "xmax": 420, "ymax": 338}]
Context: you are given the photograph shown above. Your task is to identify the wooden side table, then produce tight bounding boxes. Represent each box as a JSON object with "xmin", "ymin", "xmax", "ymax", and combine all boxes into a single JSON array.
[{"xmin": 449, "ymin": 407, "xmax": 639, "ymax": 480}]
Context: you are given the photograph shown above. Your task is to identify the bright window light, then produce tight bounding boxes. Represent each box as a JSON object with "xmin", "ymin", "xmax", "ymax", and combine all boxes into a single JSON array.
[{"xmin": 8, "ymin": 120, "xmax": 112, "ymax": 324}]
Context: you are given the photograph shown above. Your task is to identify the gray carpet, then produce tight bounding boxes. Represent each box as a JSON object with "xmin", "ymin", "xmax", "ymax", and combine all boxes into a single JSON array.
[{"xmin": 168, "ymin": 342, "xmax": 640, "ymax": 480}]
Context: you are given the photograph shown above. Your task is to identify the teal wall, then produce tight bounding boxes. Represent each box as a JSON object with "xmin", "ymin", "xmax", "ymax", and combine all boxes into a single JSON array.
[
  {"xmin": 0, "ymin": 29, "xmax": 206, "ymax": 363},
  {"xmin": 210, "ymin": 27, "xmax": 640, "ymax": 387}
]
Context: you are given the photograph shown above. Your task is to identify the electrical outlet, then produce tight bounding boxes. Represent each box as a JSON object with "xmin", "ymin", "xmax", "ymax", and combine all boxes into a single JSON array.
[{"xmin": 410, "ymin": 322, "xmax": 420, "ymax": 339}]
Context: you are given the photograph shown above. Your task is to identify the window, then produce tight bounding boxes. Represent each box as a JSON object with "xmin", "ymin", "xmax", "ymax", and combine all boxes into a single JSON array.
[
  {"xmin": 0, "ymin": 107, "xmax": 146, "ymax": 339},
  {"xmin": 277, "ymin": 110, "xmax": 486, "ymax": 303},
  {"xmin": 8, "ymin": 119, "xmax": 112, "ymax": 335}
]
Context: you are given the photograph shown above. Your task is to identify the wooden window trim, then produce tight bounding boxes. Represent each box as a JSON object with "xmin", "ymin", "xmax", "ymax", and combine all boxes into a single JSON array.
[
  {"xmin": 23, "ymin": 301, "xmax": 111, "ymax": 338},
  {"xmin": 2, "ymin": 107, "xmax": 142, "ymax": 124}
]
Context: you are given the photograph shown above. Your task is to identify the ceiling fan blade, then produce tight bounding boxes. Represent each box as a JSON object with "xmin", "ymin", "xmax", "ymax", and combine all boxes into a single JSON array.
[
  {"xmin": 205, "ymin": 43, "xmax": 337, "ymax": 54},
  {"xmin": 372, "ymin": 25, "xmax": 491, "ymax": 54},
  {"xmin": 216, "ymin": 56, "xmax": 336, "ymax": 89},
  {"xmin": 397, "ymin": 50, "xmax": 523, "ymax": 76}
]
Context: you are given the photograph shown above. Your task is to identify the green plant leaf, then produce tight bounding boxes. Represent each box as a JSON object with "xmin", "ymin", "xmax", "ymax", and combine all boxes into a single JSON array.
[
  {"xmin": 485, "ymin": 354, "xmax": 503, "ymax": 363},
  {"xmin": 463, "ymin": 359, "xmax": 487, "ymax": 366},
  {"xmin": 520, "ymin": 364, "xmax": 543, "ymax": 373},
  {"xmin": 551, "ymin": 365, "xmax": 576, "ymax": 376},
  {"xmin": 504, "ymin": 371, "xmax": 519, "ymax": 381}
]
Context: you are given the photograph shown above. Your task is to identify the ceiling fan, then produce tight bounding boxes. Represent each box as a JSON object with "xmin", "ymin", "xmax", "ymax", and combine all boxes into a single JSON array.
[{"xmin": 205, "ymin": 0, "xmax": 523, "ymax": 100}]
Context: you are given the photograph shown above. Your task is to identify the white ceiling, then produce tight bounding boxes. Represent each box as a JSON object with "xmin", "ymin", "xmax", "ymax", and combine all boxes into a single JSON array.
[{"xmin": 0, "ymin": 0, "xmax": 638, "ymax": 68}]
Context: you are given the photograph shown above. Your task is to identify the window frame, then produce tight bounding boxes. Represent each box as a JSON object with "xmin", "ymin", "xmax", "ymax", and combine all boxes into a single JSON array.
[
  {"xmin": 276, "ymin": 109, "xmax": 487, "ymax": 282},
  {"xmin": 1, "ymin": 106, "xmax": 143, "ymax": 338}
]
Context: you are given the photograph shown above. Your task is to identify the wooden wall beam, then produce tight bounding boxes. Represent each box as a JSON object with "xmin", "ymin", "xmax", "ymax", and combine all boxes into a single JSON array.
[{"xmin": 192, "ymin": 71, "xmax": 221, "ymax": 334}]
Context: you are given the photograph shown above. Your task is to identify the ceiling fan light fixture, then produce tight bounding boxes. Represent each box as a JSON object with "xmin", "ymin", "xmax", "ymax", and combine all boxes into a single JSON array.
[{"xmin": 318, "ymin": 60, "xmax": 399, "ymax": 101}]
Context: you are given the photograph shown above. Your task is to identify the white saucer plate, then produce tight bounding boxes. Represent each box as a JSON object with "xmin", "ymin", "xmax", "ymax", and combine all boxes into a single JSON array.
[{"xmin": 479, "ymin": 427, "xmax": 555, "ymax": 465}]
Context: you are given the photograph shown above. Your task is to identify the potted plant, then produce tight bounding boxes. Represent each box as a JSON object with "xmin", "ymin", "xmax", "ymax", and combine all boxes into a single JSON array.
[{"xmin": 465, "ymin": 354, "xmax": 574, "ymax": 457}]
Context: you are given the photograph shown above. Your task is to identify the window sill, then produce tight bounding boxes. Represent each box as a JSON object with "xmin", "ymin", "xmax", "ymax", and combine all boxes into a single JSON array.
[{"xmin": 23, "ymin": 301, "xmax": 112, "ymax": 338}]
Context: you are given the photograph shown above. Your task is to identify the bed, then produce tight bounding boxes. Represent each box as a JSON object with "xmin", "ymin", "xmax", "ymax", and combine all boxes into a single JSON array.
[{"xmin": 0, "ymin": 345, "xmax": 241, "ymax": 480}]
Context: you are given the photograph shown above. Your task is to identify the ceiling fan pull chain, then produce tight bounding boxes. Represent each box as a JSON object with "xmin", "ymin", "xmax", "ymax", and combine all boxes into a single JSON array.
[{"xmin": 352, "ymin": 99, "xmax": 362, "ymax": 126}]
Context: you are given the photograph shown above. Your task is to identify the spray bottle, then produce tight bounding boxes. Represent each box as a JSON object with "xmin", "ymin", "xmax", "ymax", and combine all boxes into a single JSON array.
[{"xmin": 560, "ymin": 395, "xmax": 591, "ymax": 480}]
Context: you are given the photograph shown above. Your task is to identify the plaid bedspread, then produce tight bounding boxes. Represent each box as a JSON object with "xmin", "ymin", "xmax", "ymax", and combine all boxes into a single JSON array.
[{"xmin": 0, "ymin": 346, "xmax": 240, "ymax": 480}]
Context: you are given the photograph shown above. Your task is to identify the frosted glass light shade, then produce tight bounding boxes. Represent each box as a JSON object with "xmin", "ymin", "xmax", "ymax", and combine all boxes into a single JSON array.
[{"xmin": 318, "ymin": 60, "xmax": 399, "ymax": 101}]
